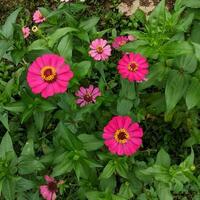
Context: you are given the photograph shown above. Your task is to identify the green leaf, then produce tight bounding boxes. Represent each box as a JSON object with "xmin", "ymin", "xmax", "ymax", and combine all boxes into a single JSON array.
[
  {"xmin": 191, "ymin": 22, "xmax": 200, "ymax": 44},
  {"xmin": 176, "ymin": 55, "xmax": 197, "ymax": 73},
  {"xmin": 3, "ymin": 102, "xmax": 25, "ymax": 113},
  {"xmin": 28, "ymin": 39, "xmax": 47, "ymax": 51},
  {"xmin": 78, "ymin": 134, "xmax": 103, "ymax": 151},
  {"xmin": 156, "ymin": 148, "xmax": 171, "ymax": 168},
  {"xmin": 192, "ymin": 42, "xmax": 200, "ymax": 61},
  {"xmin": 165, "ymin": 70, "xmax": 189, "ymax": 111},
  {"xmin": 0, "ymin": 112, "xmax": 9, "ymax": 131},
  {"xmin": 57, "ymin": 35, "xmax": 72, "ymax": 62},
  {"xmin": 176, "ymin": 13, "xmax": 194, "ymax": 32},
  {"xmin": 0, "ymin": 40, "xmax": 12, "ymax": 60},
  {"xmin": 116, "ymin": 162, "xmax": 128, "ymax": 178},
  {"xmin": 79, "ymin": 17, "xmax": 99, "ymax": 31},
  {"xmin": 48, "ymin": 27, "xmax": 78, "ymax": 47},
  {"xmin": 118, "ymin": 183, "xmax": 134, "ymax": 199},
  {"xmin": 2, "ymin": 178, "xmax": 15, "ymax": 200},
  {"xmin": 182, "ymin": 0, "xmax": 200, "ymax": 8},
  {"xmin": 155, "ymin": 182, "xmax": 173, "ymax": 200},
  {"xmin": 121, "ymin": 40, "xmax": 148, "ymax": 52},
  {"xmin": 33, "ymin": 111, "xmax": 44, "ymax": 132},
  {"xmin": 186, "ymin": 78, "xmax": 200, "ymax": 109},
  {"xmin": 160, "ymin": 41, "xmax": 193, "ymax": 57},
  {"xmin": 0, "ymin": 132, "xmax": 14, "ymax": 158},
  {"xmin": 119, "ymin": 79, "xmax": 136, "ymax": 100},
  {"xmin": 2, "ymin": 8, "xmax": 21, "ymax": 38},
  {"xmin": 100, "ymin": 161, "xmax": 116, "ymax": 179},
  {"xmin": 16, "ymin": 178, "xmax": 35, "ymax": 192},
  {"xmin": 21, "ymin": 140, "xmax": 35, "ymax": 156},
  {"xmin": 73, "ymin": 61, "xmax": 91, "ymax": 78},
  {"xmin": 180, "ymin": 149, "xmax": 194, "ymax": 168},
  {"xmin": 117, "ymin": 99, "xmax": 133, "ymax": 115}
]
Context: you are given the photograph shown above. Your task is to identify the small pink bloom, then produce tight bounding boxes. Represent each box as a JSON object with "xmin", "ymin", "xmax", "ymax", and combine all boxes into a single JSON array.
[
  {"xmin": 22, "ymin": 26, "xmax": 30, "ymax": 39},
  {"xmin": 75, "ymin": 85, "xmax": 101, "ymax": 107},
  {"xmin": 117, "ymin": 52, "xmax": 149, "ymax": 82},
  {"xmin": 128, "ymin": 35, "xmax": 135, "ymax": 41},
  {"xmin": 40, "ymin": 175, "xmax": 62, "ymax": 200},
  {"xmin": 33, "ymin": 10, "xmax": 46, "ymax": 24},
  {"xmin": 89, "ymin": 38, "xmax": 111, "ymax": 61},
  {"xmin": 112, "ymin": 36, "xmax": 129, "ymax": 49},
  {"xmin": 27, "ymin": 54, "xmax": 73, "ymax": 98},
  {"xmin": 103, "ymin": 116, "xmax": 143, "ymax": 156}
]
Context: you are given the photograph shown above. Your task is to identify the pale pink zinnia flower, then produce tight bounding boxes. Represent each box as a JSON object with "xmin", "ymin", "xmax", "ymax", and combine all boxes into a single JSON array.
[
  {"xmin": 22, "ymin": 26, "xmax": 30, "ymax": 39},
  {"xmin": 75, "ymin": 85, "xmax": 101, "ymax": 107},
  {"xmin": 40, "ymin": 175, "xmax": 63, "ymax": 200},
  {"xmin": 117, "ymin": 52, "xmax": 149, "ymax": 82},
  {"xmin": 89, "ymin": 38, "xmax": 111, "ymax": 61},
  {"xmin": 103, "ymin": 116, "xmax": 143, "ymax": 156},
  {"xmin": 33, "ymin": 10, "xmax": 46, "ymax": 24},
  {"xmin": 112, "ymin": 36, "xmax": 129, "ymax": 49},
  {"xmin": 27, "ymin": 54, "xmax": 73, "ymax": 98}
]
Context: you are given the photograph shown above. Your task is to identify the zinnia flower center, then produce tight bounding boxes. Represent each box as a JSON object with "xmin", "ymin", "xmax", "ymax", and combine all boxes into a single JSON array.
[
  {"xmin": 96, "ymin": 46, "xmax": 104, "ymax": 54},
  {"xmin": 41, "ymin": 66, "xmax": 57, "ymax": 82},
  {"xmin": 128, "ymin": 62, "xmax": 138, "ymax": 72},
  {"xmin": 83, "ymin": 92, "xmax": 93, "ymax": 102},
  {"xmin": 48, "ymin": 182, "xmax": 57, "ymax": 192},
  {"xmin": 114, "ymin": 128, "xmax": 129, "ymax": 144}
]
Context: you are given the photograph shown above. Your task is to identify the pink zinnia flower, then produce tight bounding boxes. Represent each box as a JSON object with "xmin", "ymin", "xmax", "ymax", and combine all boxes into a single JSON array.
[
  {"xmin": 117, "ymin": 52, "xmax": 149, "ymax": 82},
  {"xmin": 103, "ymin": 116, "xmax": 143, "ymax": 156},
  {"xmin": 75, "ymin": 85, "xmax": 101, "ymax": 107},
  {"xmin": 33, "ymin": 10, "xmax": 46, "ymax": 24},
  {"xmin": 89, "ymin": 38, "xmax": 111, "ymax": 61},
  {"xmin": 112, "ymin": 36, "xmax": 129, "ymax": 49},
  {"xmin": 27, "ymin": 54, "xmax": 73, "ymax": 98},
  {"xmin": 40, "ymin": 175, "xmax": 63, "ymax": 200},
  {"xmin": 128, "ymin": 35, "xmax": 135, "ymax": 41},
  {"xmin": 22, "ymin": 26, "xmax": 30, "ymax": 39}
]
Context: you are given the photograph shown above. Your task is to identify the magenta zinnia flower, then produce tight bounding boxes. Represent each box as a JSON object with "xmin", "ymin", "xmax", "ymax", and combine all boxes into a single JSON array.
[
  {"xmin": 22, "ymin": 26, "xmax": 30, "ymax": 39},
  {"xmin": 75, "ymin": 85, "xmax": 101, "ymax": 107},
  {"xmin": 33, "ymin": 10, "xmax": 46, "ymax": 24},
  {"xmin": 27, "ymin": 54, "xmax": 73, "ymax": 98},
  {"xmin": 117, "ymin": 52, "xmax": 149, "ymax": 82},
  {"xmin": 40, "ymin": 175, "xmax": 64, "ymax": 200},
  {"xmin": 103, "ymin": 116, "xmax": 143, "ymax": 156},
  {"xmin": 89, "ymin": 38, "xmax": 111, "ymax": 61}
]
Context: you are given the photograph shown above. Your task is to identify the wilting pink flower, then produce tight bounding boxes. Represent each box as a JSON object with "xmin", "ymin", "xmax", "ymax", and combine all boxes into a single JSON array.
[
  {"xmin": 40, "ymin": 175, "xmax": 64, "ymax": 200},
  {"xmin": 33, "ymin": 10, "xmax": 46, "ymax": 24},
  {"xmin": 27, "ymin": 54, "xmax": 73, "ymax": 98},
  {"xmin": 112, "ymin": 35, "xmax": 135, "ymax": 49},
  {"xmin": 75, "ymin": 85, "xmax": 101, "ymax": 107},
  {"xmin": 22, "ymin": 26, "xmax": 30, "ymax": 39},
  {"xmin": 103, "ymin": 116, "xmax": 143, "ymax": 156},
  {"xmin": 117, "ymin": 52, "xmax": 149, "ymax": 82},
  {"xmin": 89, "ymin": 38, "xmax": 111, "ymax": 61}
]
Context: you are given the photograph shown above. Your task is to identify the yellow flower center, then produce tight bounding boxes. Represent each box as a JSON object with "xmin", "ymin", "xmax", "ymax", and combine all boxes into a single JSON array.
[
  {"xmin": 96, "ymin": 46, "xmax": 103, "ymax": 54},
  {"xmin": 32, "ymin": 26, "xmax": 38, "ymax": 32},
  {"xmin": 114, "ymin": 128, "xmax": 130, "ymax": 144},
  {"xmin": 128, "ymin": 61, "xmax": 138, "ymax": 72},
  {"xmin": 41, "ymin": 66, "xmax": 57, "ymax": 82}
]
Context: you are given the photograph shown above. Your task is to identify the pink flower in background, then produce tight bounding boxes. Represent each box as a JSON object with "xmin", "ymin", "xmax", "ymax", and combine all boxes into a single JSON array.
[
  {"xmin": 27, "ymin": 54, "xmax": 73, "ymax": 98},
  {"xmin": 117, "ymin": 52, "xmax": 149, "ymax": 82},
  {"xmin": 40, "ymin": 176, "xmax": 57, "ymax": 200},
  {"xmin": 75, "ymin": 85, "xmax": 101, "ymax": 107},
  {"xmin": 89, "ymin": 38, "xmax": 111, "ymax": 61},
  {"xmin": 33, "ymin": 10, "xmax": 46, "ymax": 23},
  {"xmin": 112, "ymin": 36, "xmax": 129, "ymax": 49},
  {"xmin": 22, "ymin": 26, "xmax": 30, "ymax": 39},
  {"xmin": 112, "ymin": 35, "xmax": 135, "ymax": 49},
  {"xmin": 60, "ymin": 0, "xmax": 70, "ymax": 2},
  {"xmin": 103, "ymin": 116, "xmax": 143, "ymax": 156}
]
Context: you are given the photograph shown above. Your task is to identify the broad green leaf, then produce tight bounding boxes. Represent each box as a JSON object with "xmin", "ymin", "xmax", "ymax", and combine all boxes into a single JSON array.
[
  {"xmin": 2, "ymin": 8, "xmax": 21, "ymax": 38},
  {"xmin": 16, "ymin": 178, "xmax": 35, "ymax": 192},
  {"xmin": 180, "ymin": 149, "xmax": 194, "ymax": 169},
  {"xmin": 119, "ymin": 79, "xmax": 136, "ymax": 100},
  {"xmin": 3, "ymin": 102, "xmax": 25, "ymax": 113},
  {"xmin": 28, "ymin": 39, "xmax": 47, "ymax": 51},
  {"xmin": 176, "ymin": 55, "xmax": 197, "ymax": 73},
  {"xmin": 0, "ymin": 40, "xmax": 12, "ymax": 60},
  {"xmin": 79, "ymin": 17, "xmax": 99, "ymax": 31},
  {"xmin": 48, "ymin": 27, "xmax": 78, "ymax": 47},
  {"xmin": 118, "ymin": 183, "xmax": 134, "ymax": 199},
  {"xmin": 182, "ymin": 0, "xmax": 200, "ymax": 8},
  {"xmin": 176, "ymin": 13, "xmax": 194, "ymax": 32},
  {"xmin": 160, "ymin": 41, "xmax": 193, "ymax": 57},
  {"xmin": 117, "ymin": 99, "xmax": 133, "ymax": 115},
  {"xmin": 0, "ymin": 132, "xmax": 14, "ymax": 158},
  {"xmin": 191, "ymin": 22, "xmax": 200, "ymax": 44},
  {"xmin": 78, "ymin": 134, "xmax": 103, "ymax": 151},
  {"xmin": 21, "ymin": 140, "xmax": 35, "ymax": 156},
  {"xmin": 0, "ymin": 112, "xmax": 9, "ymax": 131},
  {"xmin": 73, "ymin": 61, "xmax": 91, "ymax": 78},
  {"xmin": 155, "ymin": 182, "xmax": 173, "ymax": 200},
  {"xmin": 2, "ymin": 178, "xmax": 15, "ymax": 200},
  {"xmin": 156, "ymin": 148, "xmax": 171, "ymax": 168},
  {"xmin": 57, "ymin": 35, "xmax": 72, "ymax": 62},
  {"xmin": 192, "ymin": 42, "xmax": 200, "ymax": 61},
  {"xmin": 100, "ymin": 161, "xmax": 115, "ymax": 179},
  {"xmin": 186, "ymin": 78, "xmax": 200, "ymax": 109},
  {"xmin": 121, "ymin": 40, "xmax": 148, "ymax": 52},
  {"xmin": 165, "ymin": 70, "xmax": 189, "ymax": 111},
  {"xmin": 116, "ymin": 162, "xmax": 128, "ymax": 178}
]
